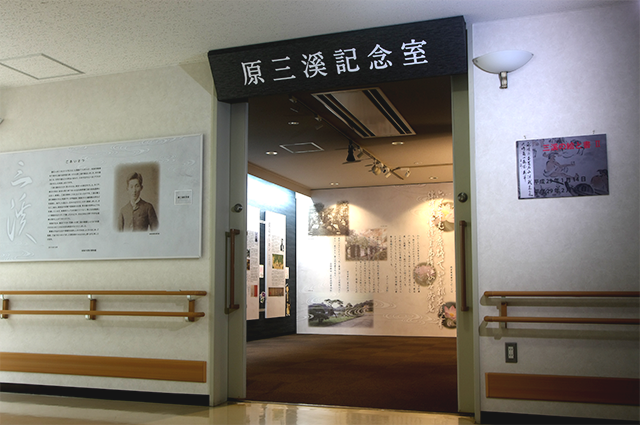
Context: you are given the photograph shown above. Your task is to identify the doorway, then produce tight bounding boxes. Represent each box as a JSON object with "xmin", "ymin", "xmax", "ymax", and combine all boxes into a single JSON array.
[{"xmin": 236, "ymin": 75, "xmax": 472, "ymax": 413}]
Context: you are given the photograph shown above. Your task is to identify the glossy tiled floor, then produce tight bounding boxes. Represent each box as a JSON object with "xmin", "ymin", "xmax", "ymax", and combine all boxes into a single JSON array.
[{"xmin": 0, "ymin": 393, "xmax": 476, "ymax": 424}]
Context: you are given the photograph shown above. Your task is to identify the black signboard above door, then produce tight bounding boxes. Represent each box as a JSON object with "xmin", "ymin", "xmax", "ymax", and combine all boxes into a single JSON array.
[{"xmin": 208, "ymin": 16, "xmax": 466, "ymax": 102}]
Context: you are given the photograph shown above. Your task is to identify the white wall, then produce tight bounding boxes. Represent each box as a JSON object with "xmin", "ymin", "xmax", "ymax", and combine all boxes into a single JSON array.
[
  {"xmin": 471, "ymin": 2, "xmax": 639, "ymax": 421},
  {"xmin": 0, "ymin": 62, "xmax": 215, "ymax": 396}
]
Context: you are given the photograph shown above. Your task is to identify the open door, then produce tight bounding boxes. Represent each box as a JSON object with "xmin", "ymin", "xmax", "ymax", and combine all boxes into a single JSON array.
[{"xmin": 227, "ymin": 102, "xmax": 249, "ymax": 400}]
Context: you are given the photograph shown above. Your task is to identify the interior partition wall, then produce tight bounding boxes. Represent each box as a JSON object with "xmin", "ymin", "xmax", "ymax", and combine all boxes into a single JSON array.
[{"xmin": 246, "ymin": 176, "xmax": 297, "ymax": 341}]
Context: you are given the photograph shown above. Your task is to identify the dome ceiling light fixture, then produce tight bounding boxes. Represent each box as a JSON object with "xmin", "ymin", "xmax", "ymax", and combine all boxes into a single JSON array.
[{"xmin": 472, "ymin": 50, "xmax": 533, "ymax": 89}]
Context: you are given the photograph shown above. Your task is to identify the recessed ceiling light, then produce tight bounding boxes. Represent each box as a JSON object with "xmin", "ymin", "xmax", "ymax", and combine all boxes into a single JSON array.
[
  {"xmin": 391, "ymin": 141, "xmax": 404, "ymax": 145},
  {"xmin": 429, "ymin": 176, "xmax": 438, "ymax": 180},
  {"xmin": 266, "ymin": 151, "xmax": 278, "ymax": 155},
  {"xmin": 330, "ymin": 182, "xmax": 340, "ymax": 186},
  {"xmin": 288, "ymin": 121, "xmax": 299, "ymax": 125}
]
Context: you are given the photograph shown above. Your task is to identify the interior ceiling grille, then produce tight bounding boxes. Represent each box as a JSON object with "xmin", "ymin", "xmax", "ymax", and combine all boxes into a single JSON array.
[{"xmin": 313, "ymin": 87, "xmax": 415, "ymax": 139}]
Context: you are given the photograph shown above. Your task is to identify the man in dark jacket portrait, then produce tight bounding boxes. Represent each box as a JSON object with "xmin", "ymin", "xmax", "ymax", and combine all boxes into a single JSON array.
[{"xmin": 117, "ymin": 172, "xmax": 159, "ymax": 232}]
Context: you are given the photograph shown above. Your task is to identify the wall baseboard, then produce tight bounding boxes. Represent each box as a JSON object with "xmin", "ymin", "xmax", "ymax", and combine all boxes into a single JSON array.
[
  {"xmin": 0, "ymin": 383, "xmax": 209, "ymax": 406},
  {"xmin": 481, "ymin": 411, "xmax": 639, "ymax": 425},
  {"xmin": 0, "ymin": 352, "xmax": 206, "ymax": 383},
  {"xmin": 486, "ymin": 372, "xmax": 639, "ymax": 406}
]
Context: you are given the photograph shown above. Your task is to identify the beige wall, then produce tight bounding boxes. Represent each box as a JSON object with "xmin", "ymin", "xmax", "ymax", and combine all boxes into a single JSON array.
[
  {"xmin": 0, "ymin": 62, "xmax": 215, "ymax": 396},
  {"xmin": 471, "ymin": 2, "xmax": 639, "ymax": 421}
]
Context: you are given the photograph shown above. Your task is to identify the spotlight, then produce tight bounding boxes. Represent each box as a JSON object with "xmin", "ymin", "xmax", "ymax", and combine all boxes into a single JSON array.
[
  {"xmin": 346, "ymin": 144, "xmax": 356, "ymax": 162},
  {"xmin": 371, "ymin": 162, "xmax": 382, "ymax": 175}
]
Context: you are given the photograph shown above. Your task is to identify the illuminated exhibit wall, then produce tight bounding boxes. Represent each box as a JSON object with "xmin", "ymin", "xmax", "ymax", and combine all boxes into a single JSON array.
[{"xmin": 297, "ymin": 183, "xmax": 456, "ymax": 337}]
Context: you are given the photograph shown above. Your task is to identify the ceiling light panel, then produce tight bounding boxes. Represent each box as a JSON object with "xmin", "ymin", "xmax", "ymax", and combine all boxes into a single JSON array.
[{"xmin": 0, "ymin": 54, "xmax": 83, "ymax": 80}]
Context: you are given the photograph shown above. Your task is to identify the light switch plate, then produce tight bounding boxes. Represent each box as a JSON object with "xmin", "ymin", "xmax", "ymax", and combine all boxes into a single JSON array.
[{"xmin": 506, "ymin": 342, "xmax": 517, "ymax": 363}]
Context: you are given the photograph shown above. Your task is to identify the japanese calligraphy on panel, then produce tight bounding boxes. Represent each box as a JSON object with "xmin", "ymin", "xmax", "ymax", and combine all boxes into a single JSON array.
[
  {"xmin": 517, "ymin": 134, "xmax": 609, "ymax": 199},
  {"xmin": 1, "ymin": 135, "xmax": 203, "ymax": 261},
  {"xmin": 208, "ymin": 16, "xmax": 466, "ymax": 102}
]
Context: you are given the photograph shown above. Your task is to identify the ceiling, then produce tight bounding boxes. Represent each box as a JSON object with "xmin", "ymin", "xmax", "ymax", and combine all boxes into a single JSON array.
[
  {"xmin": 248, "ymin": 77, "xmax": 455, "ymax": 190},
  {"xmin": 1, "ymin": 0, "xmax": 621, "ymax": 192}
]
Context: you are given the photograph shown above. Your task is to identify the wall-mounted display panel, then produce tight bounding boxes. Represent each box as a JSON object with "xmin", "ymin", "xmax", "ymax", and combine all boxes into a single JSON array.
[
  {"xmin": 265, "ymin": 211, "xmax": 287, "ymax": 319},
  {"xmin": 517, "ymin": 134, "xmax": 608, "ymax": 199},
  {"xmin": 1, "ymin": 135, "xmax": 203, "ymax": 261},
  {"xmin": 297, "ymin": 183, "xmax": 456, "ymax": 337},
  {"xmin": 246, "ymin": 205, "xmax": 261, "ymax": 320}
]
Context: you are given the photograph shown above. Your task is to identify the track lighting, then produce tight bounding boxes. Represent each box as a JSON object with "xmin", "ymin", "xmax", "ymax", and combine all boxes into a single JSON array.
[
  {"xmin": 346, "ymin": 143, "xmax": 356, "ymax": 162},
  {"xmin": 371, "ymin": 162, "xmax": 382, "ymax": 175}
]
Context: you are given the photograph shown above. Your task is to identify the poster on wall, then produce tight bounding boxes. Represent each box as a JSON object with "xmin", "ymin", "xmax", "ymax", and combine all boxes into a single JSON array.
[
  {"xmin": 265, "ymin": 211, "xmax": 287, "ymax": 318},
  {"xmin": 246, "ymin": 205, "xmax": 261, "ymax": 320},
  {"xmin": 1, "ymin": 135, "xmax": 203, "ymax": 261},
  {"xmin": 517, "ymin": 134, "xmax": 608, "ymax": 199},
  {"xmin": 297, "ymin": 184, "xmax": 457, "ymax": 338}
]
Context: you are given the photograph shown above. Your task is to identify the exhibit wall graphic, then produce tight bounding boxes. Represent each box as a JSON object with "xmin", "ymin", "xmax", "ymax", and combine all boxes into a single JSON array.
[
  {"xmin": 297, "ymin": 183, "xmax": 456, "ymax": 337},
  {"xmin": 1, "ymin": 135, "xmax": 203, "ymax": 261},
  {"xmin": 265, "ymin": 211, "xmax": 287, "ymax": 319},
  {"xmin": 246, "ymin": 205, "xmax": 261, "ymax": 320}
]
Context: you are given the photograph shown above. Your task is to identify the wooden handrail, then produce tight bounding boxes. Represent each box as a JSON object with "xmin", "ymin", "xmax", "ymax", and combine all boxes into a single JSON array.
[
  {"xmin": 483, "ymin": 291, "xmax": 639, "ymax": 328},
  {"xmin": 0, "ymin": 290, "xmax": 206, "ymax": 321},
  {"xmin": 0, "ymin": 310, "xmax": 205, "ymax": 318},
  {"xmin": 0, "ymin": 290, "xmax": 207, "ymax": 296},
  {"xmin": 485, "ymin": 291, "xmax": 639, "ymax": 298},
  {"xmin": 485, "ymin": 316, "xmax": 639, "ymax": 325}
]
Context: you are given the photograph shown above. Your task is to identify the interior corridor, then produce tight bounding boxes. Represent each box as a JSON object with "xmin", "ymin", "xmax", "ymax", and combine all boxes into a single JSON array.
[{"xmin": 0, "ymin": 392, "xmax": 475, "ymax": 425}]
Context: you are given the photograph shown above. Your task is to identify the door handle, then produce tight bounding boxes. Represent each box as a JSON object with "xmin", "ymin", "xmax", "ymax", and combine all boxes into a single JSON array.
[
  {"xmin": 225, "ymin": 229, "xmax": 241, "ymax": 314},
  {"xmin": 459, "ymin": 220, "xmax": 469, "ymax": 312}
]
